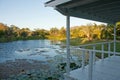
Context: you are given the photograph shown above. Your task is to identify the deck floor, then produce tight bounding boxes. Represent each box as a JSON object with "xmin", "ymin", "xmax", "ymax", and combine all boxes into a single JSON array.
[{"xmin": 66, "ymin": 56, "xmax": 120, "ymax": 80}]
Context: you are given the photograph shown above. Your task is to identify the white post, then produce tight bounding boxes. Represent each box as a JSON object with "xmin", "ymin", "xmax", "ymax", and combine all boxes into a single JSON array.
[
  {"xmin": 114, "ymin": 24, "xmax": 116, "ymax": 56},
  {"xmin": 101, "ymin": 44, "xmax": 104, "ymax": 60},
  {"xmin": 82, "ymin": 50, "xmax": 85, "ymax": 70},
  {"xmin": 88, "ymin": 51, "xmax": 93, "ymax": 80},
  {"xmin": 108, "ymin": 42, "xmax": 111, "ymax": 57},
  {"xmin": 93, "ymin": 45, "xmax": 96, "ymax": 64},
  {"xmin": 66, "ymin": 15, "xmax": 70, "ymax": 75}
]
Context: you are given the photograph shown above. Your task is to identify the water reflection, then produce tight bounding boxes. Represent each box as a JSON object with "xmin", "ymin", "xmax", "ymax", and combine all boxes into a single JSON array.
[{"xmin": 0, "ymin": 40, "xmax": 65, "ymax": 62}]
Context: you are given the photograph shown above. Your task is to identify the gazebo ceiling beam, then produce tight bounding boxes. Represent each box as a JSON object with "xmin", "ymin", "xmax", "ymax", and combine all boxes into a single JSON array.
[
  {"xmin": 86, "ymin": 11, "xmax": 120, "ymax": 17},
  {"xmin": 67, "ymin": 10, "xmax": 113, "ymax": 23},
  {"xmin": 70, "ymin": 7, "xmax": 120, "ymax": 18},
  {"xmin": 46, "ymin": 0, "xmax": 120, "ymax": 23},
  {"xmin": 67, "ymin": 9, "xmax": 118, "ymax": 23},
  {"xmin": 71, "ymin": 0, "xmax": 120, "ymax": 10},
  {"xmin": 96, "ymin": 13, "xmax": 120, "ymax": 17},
  {"xmin": 79, "ymin": 6, "xmax": 120, "ymax": 14},
  {"xmin": 59, "ymin": 0, "xmax": 98, "ymax": 9}
]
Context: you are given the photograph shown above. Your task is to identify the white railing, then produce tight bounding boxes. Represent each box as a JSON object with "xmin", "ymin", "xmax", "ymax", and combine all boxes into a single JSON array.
[
  {"xmin": 77, "ymin": 41, "xmax": 115, "ymax": 64},
  {"xmin": 71, "ymin": 41, "xmax": 120, "ymax": 80}
]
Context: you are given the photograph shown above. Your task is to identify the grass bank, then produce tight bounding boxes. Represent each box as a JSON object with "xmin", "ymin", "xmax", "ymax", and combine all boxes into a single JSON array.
[{"xmin": 62, "ymin": 38, "xmax": 120, "ymax": 58}]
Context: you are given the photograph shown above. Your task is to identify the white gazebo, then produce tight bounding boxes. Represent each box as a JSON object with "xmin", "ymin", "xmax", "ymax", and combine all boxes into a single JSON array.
[{"xmin": 45, "ymin": 0, "xmax": 120, "ymax": 80}]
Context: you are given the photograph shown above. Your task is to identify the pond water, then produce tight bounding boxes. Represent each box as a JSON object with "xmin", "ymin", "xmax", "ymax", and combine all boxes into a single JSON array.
[{"xmin": 0, "ymin": 40, "xmax": 66, "ymax": 63}]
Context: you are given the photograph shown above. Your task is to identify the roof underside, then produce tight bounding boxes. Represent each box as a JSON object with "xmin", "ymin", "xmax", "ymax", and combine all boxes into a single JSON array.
[{"xmin": 45, "ymin": 0, "xmax": 120, "ymax": 24}]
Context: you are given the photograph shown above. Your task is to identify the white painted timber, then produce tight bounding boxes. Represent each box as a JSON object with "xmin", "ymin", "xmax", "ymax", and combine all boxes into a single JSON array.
[
  {"xmin": 45, "ymin": 0, "xmax": 71, "ymax": 7},
  {"xmin": 65, "ymin": 56, "xmax": 120, "ymax": 80}
]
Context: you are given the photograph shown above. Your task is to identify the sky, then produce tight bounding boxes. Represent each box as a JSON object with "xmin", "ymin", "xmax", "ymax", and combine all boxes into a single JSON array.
[{"xmin": 0, "ymin": 0, "xmax": 105, "ymax": 30}]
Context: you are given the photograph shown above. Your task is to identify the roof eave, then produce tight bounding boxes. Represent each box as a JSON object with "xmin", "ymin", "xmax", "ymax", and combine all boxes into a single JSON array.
[{"xmin": 45, "ymin": 0, "xmax": 71, "ymax": 7}]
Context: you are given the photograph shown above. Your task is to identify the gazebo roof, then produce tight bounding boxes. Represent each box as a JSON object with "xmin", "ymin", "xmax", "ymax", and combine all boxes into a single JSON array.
[{"xmin": 45, "ymin": 0, "xmax": 120, "ymax": 23}]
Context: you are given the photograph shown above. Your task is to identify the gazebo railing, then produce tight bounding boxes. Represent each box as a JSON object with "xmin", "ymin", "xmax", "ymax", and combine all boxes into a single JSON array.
[
  {"xmin": 68, "ymin": 41, "xmax": 120, "ymax": 80},
  {"xmin": 78, "ymin": 41, "xmax": 114, "ymax": 64}
]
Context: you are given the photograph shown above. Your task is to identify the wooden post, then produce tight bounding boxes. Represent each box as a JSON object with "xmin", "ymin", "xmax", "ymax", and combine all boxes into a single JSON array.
[
  {"xmin": 88, "ymin": 51, "xmax": 93, "ymax": 80},
  {"xmin": 66, "ymin": 15, "xmax": 70, "ymax": 75},
  {"xmin": 101, "ymin": 44, "xmax": 104, "ymax": 61},
  {"xmin": 93, "ymin": 45, "xmax": 96, "ymax": 64},
  {"xmin": 108, "ymin": 42, "xmax": 111, "ymax": 57},
  {"xmin": 82, "ymin": 50, "xmax": 85, "ymax": 70},
  {"xmin": 114, "ymin": 24, "xmax": 116, "ymax": 56}
]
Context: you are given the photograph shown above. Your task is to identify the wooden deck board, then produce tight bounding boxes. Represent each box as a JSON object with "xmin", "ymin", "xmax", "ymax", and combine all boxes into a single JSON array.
[{"xmin": 65, "ymin": 56, "xmax": 120, "ymax": 80}]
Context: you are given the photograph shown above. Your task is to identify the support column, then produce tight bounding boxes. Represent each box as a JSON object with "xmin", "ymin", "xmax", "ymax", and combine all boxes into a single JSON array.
[
  {"xmin": 101, "ymin": 44, "xmax": 104, "ymax": 61},
  {"xmin": 82, "ymin": 50, "xmax": 85, "ymax": 70},
  {"xmin": 88, "ymin": 51, "xmax": 93, "ymax": 80},
  {"xmin": 114, "ymin": 24, "xmax": 116, "ymax": 56},
  {"xmin": 66, "ymin": 15, "xmax": 70, "ymax": 75},
  {"xmin": 108, "ymin": 42, "xmax": 111, "ymax": 57},
  {"xmin": 93, "ymin": 45, "xmax": 96, "ymax": 64}
]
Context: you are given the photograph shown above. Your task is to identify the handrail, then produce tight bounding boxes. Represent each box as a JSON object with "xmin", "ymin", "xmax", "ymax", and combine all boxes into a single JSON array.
[
  {"xmin": 78, "ymin": 41, "xmax": 114, "ymax": 48},
  {"xmin": 75, "ymin": 48, "xmax": 120, "ymax": 55},
  {"xmin": 78, "ymin": 41, "xmax": 120, "ymax": 48}
]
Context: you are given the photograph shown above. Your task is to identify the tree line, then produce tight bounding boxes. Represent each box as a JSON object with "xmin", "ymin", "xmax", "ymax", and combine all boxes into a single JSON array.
[
  {"xmin": 0, "ymin": 22, "xmax": 120, "ymax": 43},
  {"xmin": 0, "ymin": 23, "xmax": 49, "ymax": 42}
]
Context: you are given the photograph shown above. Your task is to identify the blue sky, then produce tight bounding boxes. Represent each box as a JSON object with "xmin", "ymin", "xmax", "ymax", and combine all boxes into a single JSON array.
[{"xmin": 0, "ymin": 0, "xmax": 105, "ymax": 30}]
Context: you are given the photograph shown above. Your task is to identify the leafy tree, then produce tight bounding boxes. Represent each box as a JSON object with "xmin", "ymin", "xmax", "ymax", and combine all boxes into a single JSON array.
[
  {"xmin": 0, "ymin": 23, "xmax": 8, "ymax": 31},
  {"xmin": 93, "ymin": 24, "xmax": 105, "ymax": 39},
  {"xmin": 33, "ymin": 29, "xmax": 49, "ymax": 39},
  {"xmin": 10, "ymin": 25, "xmax": 20, "ymax": 37},
  {"xmin": 80, "ymin": 24, "xmax": 95, "ymax": 42},
  {"xmin": 19, "ymin": 28, "xmax": 30, "ymax": 39},
  {"xmin": 59, "ymin": 27, "xmax": 66, "ymax": 40},
  {"xmin": 101, "ymin": 24, "xmax": 114, "ymax": 40},
  {"xmin": 49, "ymin": 27, "xmax": 59, "ymax": 40},
  {"xmin": 70, "ymin": 26, "xmax": 82, "ymax": 38}
]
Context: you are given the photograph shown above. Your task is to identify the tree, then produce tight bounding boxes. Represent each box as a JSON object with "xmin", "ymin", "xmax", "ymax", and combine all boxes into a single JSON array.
[
  {"xmin": 93, "ymin": 24, "xmax": 105, "ymax": 39},
  {"xmin": 80, "ymin": 24, "xmax": 95, "ymax": 42},
  {"xmin": 0, "ymin": 23, "xmax": 8, "ymax": 31},
  {"xmin": 101, "ymin": 24, "xmax": 114, "ymax": 40},
  {"xmin": 19, "ymin": 28, "xmax": 30, "ymax": 39},
  {"xmin": 71, "ymin": 26, "xmax": 82, "ymax": 38},
  {"xmin": 33, "ymin": 29, "xmax": 49, "ymax": 39},
  {"xmin": 59, "ymin": 27, "xmax": 66, "ymax": 40},
  {"xmin": 10, "ymin": 25, "xmax": 20, "ymax": 37},
  {"xmin": 49, "ymin": 27, "xmax": 59, "ymax": 40},
  {"xmin": 0, "ymin": 23, "xmax": 8, "ymax": 37}
]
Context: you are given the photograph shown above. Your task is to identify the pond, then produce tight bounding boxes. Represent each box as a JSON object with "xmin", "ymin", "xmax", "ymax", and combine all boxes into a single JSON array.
[
  {"xmin": 0, "ymin": 40, "xmax": 82, "ymax": 79},
  {"xmin": 0, "ymin": 40, "xmax": 67, "ymax": 63}
]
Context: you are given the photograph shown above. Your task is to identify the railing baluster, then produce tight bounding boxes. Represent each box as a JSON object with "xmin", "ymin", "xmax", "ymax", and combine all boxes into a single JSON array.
[
  {"xmin": 114, "ymin": 25, "xmax": 116, "ymax": 56},
  {"xmin": 88, "ymin": 51, "xmax": 93, "ymax": 80},
  {"xmin": 93, "ymin": 45, "xmax": 96, "ymax": 64},
  {"xmin": 82, "ymin": 50, "xmax": 85, "ymax": 70},
  {"xmin": 101, "ymin": 44, "xmax": 104, "ymax": 61},
  {"xmin": 108, "ymin": 42, "xmax": 111, "ymax": 57}
]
